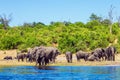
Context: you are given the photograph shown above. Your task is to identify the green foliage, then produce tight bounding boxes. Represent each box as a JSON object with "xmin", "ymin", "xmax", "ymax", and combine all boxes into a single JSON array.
[
  {"xmin": 101, "ymin": 19, "xmax": 111, "ymax": 26},
  {"xmin": 85, "ymin": 20, "xmax": 101, "ymax": 29},
  {"xmin": 0, "ymin": 24, "xmax": 3, "ymax": 29},
  {"xmin": 0, "ymin": 21, "xmax": 119, "ymax": 54}
]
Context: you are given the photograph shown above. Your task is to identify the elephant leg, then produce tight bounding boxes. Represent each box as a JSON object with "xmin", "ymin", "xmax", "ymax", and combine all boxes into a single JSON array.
[
  {"xmin": 70, "ymin": 59, "xmax": 72, "ymax": 63},
  {"xmin": 18, "ymin": 58, "xmax": 20, "ymax": 62},
  {"xmin": 108, "ymin": 56, "xmax": 111, "ymax": 61},
  {"xmin": 113, "ymin": 55, "xmax": 115, "ymax": 61},
  {"xmin": 45, "ymin": 58, "xmax": 49, "ymax": 65},
  {"xmin": 66, "ymin": 57, "xmax": 68, "ymax": 63},
  {"xmin": 84, "ymin": 58, "xmax": 86, "ymax": 61},
  {"xmin": 95, "ymin": 57, "xmax": 100, "ymax": 61},
  {"xmin": 105, "ymin": 55, "xmax": 108, "ymax": 61},
  {"xmin": 35, "ymin": 62, "xmax": 38, "ymax": 66},
  {"xmin": 52, "ymin": 58, "xmax": 55, "ymax": 63},
  {"xmin": 85, "ymin": 57, "xmax": 87, "ymax": 61},
  {"xmin": 69, "ymin": 60, "xmax": 71, "ymax": 63},
  {"xmin": 50, "ymin": 58, "xmax": 52, "ymax": 62},
  {"xmin": 35, "ymin": 59, "xmax": 38, "ymax": 66},
  {"xmin": 77, "ymin": 57, "xmax": 80, "ymax": 62},
  {"xmin": 29, "ymin": 58, "xmax": 31, "ymax": 62},
  {"xmin": 26, "ymin": 57, "xmax": 28, "ymax": 62},
  {"xmin": 38, "ymin": 59, "xmax": 42, "ymax": 66},
  {"xmin": 70, "ymin": 57, "xmax": 72, "ymax": 63},
  {"xmin": 67, "ymin": 59, "xmax": 69, "ymax": 63},
  {"xmin": 76, "ymin": 55, "xmax": 79, "ymax": 62},
  {"xmin": 101, "ymin": 56, "xmax": 104, "ymax": 61},
  {"xmin": 41, "ymin": 58, "xmax": 44, "ymax": 66},
  {"xmin": 70, "ymin": 59, "xmax": 71, "ymax": 63},
  {"xmin": 110, "ymin": 56, "xmax": 113, "ymax": 61},
  {"xmin": 22, "ymin": 58, "xmax": 24, "ymax": 62},
  {"xmin": 38, "ymin": 62, "xmax": 41, "ymax": 66},
  {"xmin": 31, "ymin": 58, "xmax": 35, "ymax": 63},
  {"xmin": 68, "ymin": 59, "xmax": 71, "ymax": 63}
]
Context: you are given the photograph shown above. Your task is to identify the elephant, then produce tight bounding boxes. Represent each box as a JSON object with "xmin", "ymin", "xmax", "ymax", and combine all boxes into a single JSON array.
[
  {"xmin": 26, "ymin": 48, "xmax": 35, "ymax": 62},
  {"xmin": 26, "ymin": 47, "xmax": 41, "ymax": 62},
  {"xmin": 43, "ymin": 47, "xmax": 60, "ymax": 63},
  {"xmin": 87, "ymin": 53, "xmax": 100, "ymax": 61},
  {"xmin": 105, "ymin": 46, "xmax": 116, "ymax": 61},
  {"xmin": 91, "ymin": 48, "xmax": 106, "ymax": 61},
  {"xmin": 35, "ymin": 46, "xmax": 60, "ymax": 66},
  {"xmin": 35, "ymin": 48, "xmax": 47, "ymax": 66},
  {"xmin": 76, "ymin": 50, "xmax": 90, "ymax": 61},
  {"xmin": 17, "ymin": 53, "xmax": 27, "ymax": 62},
  {"xmin": 26, "ymin": 51, "xmax": 33, "ymax": 62},
  {"xmin": 65, "ymin": 51, "xmax": 72, "ymax": 63},
  {"xmin": 4, "ymin": 56, "xmax": 12, "ymax": 60}
]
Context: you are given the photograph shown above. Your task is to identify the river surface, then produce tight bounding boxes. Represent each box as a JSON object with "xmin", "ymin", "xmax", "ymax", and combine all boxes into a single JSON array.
[{"xmin": 0, "ymin": 66, "xmax": 120, "ymax": 80}]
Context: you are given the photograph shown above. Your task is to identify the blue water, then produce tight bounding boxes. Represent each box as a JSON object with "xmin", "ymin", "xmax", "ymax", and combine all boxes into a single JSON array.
[{"xmin": 0, "ymin": 66, "xmax": 120, "ymax": 80}]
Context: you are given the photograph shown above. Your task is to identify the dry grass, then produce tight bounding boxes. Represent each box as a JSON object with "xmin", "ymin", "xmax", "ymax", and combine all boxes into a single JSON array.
[{"xmin": 0, "ymin": 50, "xmax": 120, "ymax": 67}]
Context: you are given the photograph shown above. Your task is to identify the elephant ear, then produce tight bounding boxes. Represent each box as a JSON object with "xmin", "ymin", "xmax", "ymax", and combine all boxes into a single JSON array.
[
  {"xmin": 91, "ymin": 52, "xmax": 94, "ymax": 55},
  {"xmin": 101, "ymin": 48, "xmax": 105, "ymax": 53}
]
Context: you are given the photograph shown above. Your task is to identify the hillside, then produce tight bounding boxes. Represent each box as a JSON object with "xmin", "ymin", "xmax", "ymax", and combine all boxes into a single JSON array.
[{"xmin": 0, "ymin": 21, "xmax": 120, "ymax": 53}]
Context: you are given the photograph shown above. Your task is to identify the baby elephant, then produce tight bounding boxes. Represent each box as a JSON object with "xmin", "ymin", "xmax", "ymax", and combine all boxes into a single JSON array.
[
  {"xmin": 4, "ymin": 56, "xmax": 12, "ymax": 60},
  {"xmin": 17, "ymin": 53, "xmax": 27, "ymax": 62},
  {"xmin": 88, "ymin": 53, "xmax": 100, "ymax": 61},
  {"xmin": 65, "ymin": 51, "xmax": 72, "ymax": 63}
]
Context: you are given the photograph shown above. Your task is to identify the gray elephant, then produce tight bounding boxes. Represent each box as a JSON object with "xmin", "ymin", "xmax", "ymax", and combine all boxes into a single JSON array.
[
  {"xmin": 26, "ymin": 51, "xmax": 33, "ymax": 62},
  {"xmin": 4, "ymin": 56, "xmax": 12, "ymax": 60},
  {"xmin": 26, "ymin": 48, "xmax": 35, "ymax": 62},
  {"xmin": 88, "ymin": 53, "xmax": 100, "ymax": 61},
  {"xmin": 17, "ymin": 53, "xmax": 27, "ymax": 62},
  {"xmin": 26, "ymin": 47, "xmax": 40, "ymax": 62},
  {"xmin": 35, "ymin": 46, "xmax": 60, "ymax": 66},
  {"xmin": 65, "ymin": 51, "xmax": 72, "ymax": 63},
  {"xmin": 105, "ymin": 46, "xmax": 116, "ymax": 61},
  {"xmin": 92, "ymin": 48, "xmax": 106, "ymax": 61},
  {"xmin": 76, "ymin": 50, "xmax": 90, "ymax": 61},
  {"xmin": 43, "ymin": 47, "xmax": 60, "ymax": 63},
  {"xmin": 20, "ymin": 49, "xmax": 28, "ymax": 53},
  {"xmin": 36, "ymin": 48, "xmax": 46, "ymax": 66}
]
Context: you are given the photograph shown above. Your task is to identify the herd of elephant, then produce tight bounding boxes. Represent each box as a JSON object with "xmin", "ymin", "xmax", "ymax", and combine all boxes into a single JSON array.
[
  {"xmin": 3, "ymin": 46, "xmax": 116, "ymax": 66},
  {"xmin": 16, "ymin": 46, "xmax": 60, "ymax": 66},
  {"xmin": 66, "ymin": 46, "xmax": 116, "ymax": 63}
]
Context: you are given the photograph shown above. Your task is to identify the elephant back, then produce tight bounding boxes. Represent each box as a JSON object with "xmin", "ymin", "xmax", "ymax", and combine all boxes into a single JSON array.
[{"xmin": 76, "ymin": 50, "xmax": 88, "ymax": 56}]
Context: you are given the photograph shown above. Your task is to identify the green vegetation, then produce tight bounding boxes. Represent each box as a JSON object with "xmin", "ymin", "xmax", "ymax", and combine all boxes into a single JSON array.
[{"xmin": 0, "ymin": 14, "xmax": 120, "ymax": 53}]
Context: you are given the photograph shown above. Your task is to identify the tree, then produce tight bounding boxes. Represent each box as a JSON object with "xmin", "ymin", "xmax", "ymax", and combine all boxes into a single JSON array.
[
  {"xmin": 85, "ymin": 20, "xmax": 100, "ymax": 29},
  {"xmin": 74, "ymin": 22, "xmax": 85, "ymax": 27},
  {"xmin": 0, "ymin": 14, "xmax": 12, "ymax": 30},
  {"xmin": 108, "ymin": 5, "xmax": 115, "ymax": 34},
  {"xmin": 33, "ymin": 22, "xmax": 45, "ymax": 26},
  {"xmin": 101, "ymin": 19, "xmax": 111, "ymax": 26},
  {"xmin": 116, "ymin": 16, "xmax": 120, "ymax": 27},
  {"xmin": 63, "ymin": 21, "xmax": 72, "ymax": 26},
  {"xmin": 89, "ymin": 13, "xmax": 102, "ymax": 22},
  {"xmin": 23, "ymin": 22, "xmax": 32, "ymax": 27}
]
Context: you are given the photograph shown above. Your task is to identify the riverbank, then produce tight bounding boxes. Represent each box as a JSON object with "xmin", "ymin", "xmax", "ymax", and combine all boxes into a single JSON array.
[
  {"xmin": 0, "ymin": 50, "xmax": 120, "ymax": 66},
  {"xmin": 0, "ymin": 59, "xmax": 120, "ymax": 67}
]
